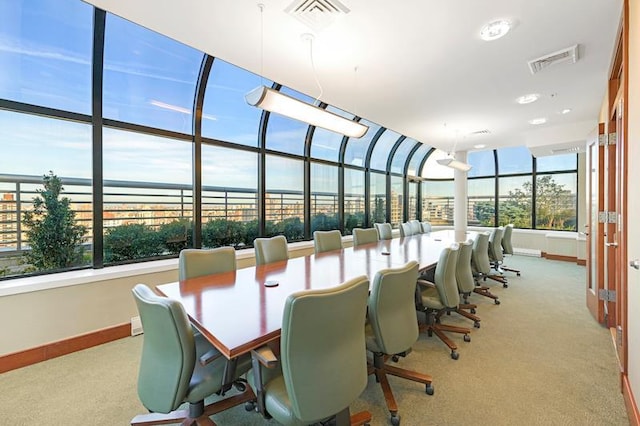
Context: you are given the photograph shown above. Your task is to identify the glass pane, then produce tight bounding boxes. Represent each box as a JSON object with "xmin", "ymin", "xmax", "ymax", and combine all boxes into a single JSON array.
[
  {"xmin": 102, "ymin": 128, "xmax": 193, "ymax": 264},
  {"xmin": 468, "ymin": 178, "xmax": 495, "ymax": 226},
  {"xmin": 202, "ymin": 145, "xmax": 258, "ymax": 248},
  {"xmin": 468, "ymin": 150, "xmax": 496, "ymax": 177},
  {"xmin": 103, "ymin": 14, "xmax": 203, "ymax": 134},
  {"xmin": 311, "ymin": 163, "xmax": 339, "ymax": 232},
  {"xmin": 0, "ymin": 0, "xmax": 93, "ymax": 113},
  {"xmin": 390, "ymin": 138, "xmax": 419, "ymax": 174},
  {"xmin": 265, "ymin": 154, "xmax": 304, "ymax": 241},
  {"xmin": 202, "ymin": 59, "xmax": 270, "ymax": 147},
  {"xmin": 408, "ymin": 181, "xmax": 418, "ymax": 220},
  {"xmin": 422, "ymin": 180, "xmax": 454, "ymax": 226},
  {"xmin": 344, "ymin": 119, "xmax": 381, "ymax": 167},
  {"xmin": 310, "ymin": 105, "xmax": 354, "ymax": 162},
  {"xmin": 498, "ymin": 175, "xmax": 532, "ymax": 228},
  {"xmin": 536, "ymin": 154, "xmax": 577, "ymax": 173},
  {"xmin": 390, "ymin": 175, "xmax": 404, "ymax": 227},
  {"xmin": 421, "ymin": 149, "xmax": 454, "ymax": 179},
  {"xmin": 0, "ymin": 111, "xmax": 92, "ymax": 277},
  {"xmin": 407, "ymin": 144, "xmax": 432, "ymax": 176},
  {"xmin": 264, "ymin": 86, "xmax": 314, "ymax": 155},
  {"xmin": 370, "ymin": 129, "xmax": 402, "ymax": 171},
  {"xmin": 536, "ymin": 173, "xmax": 577, "ymax": 230},
  {"xmin": 369, "ymin": 172, "xmax": 386, "ymax": 225},
  {"xmin": 497, "ymin": 146, "xmax": 532, "ymax": 175},
  {"xmin": 344, "ymin": 168, "xmax": 365, "ymax": 235}
]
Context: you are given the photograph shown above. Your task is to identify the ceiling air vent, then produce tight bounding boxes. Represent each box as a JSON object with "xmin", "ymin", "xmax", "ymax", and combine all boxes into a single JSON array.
[
  {"xmin": 551, "ymin": 146, "xmax": 582, "ymax": 154},
  {"xmin": 468, "ymin": 129, "xmax": 491, "ymax": 136},
  {"xmin": 528, "ymin": 44, "xmax": 579, "ymax": 74},
  {"xmin": 285, "ymin": 0, "xmax": 350, "ymax": 32}
]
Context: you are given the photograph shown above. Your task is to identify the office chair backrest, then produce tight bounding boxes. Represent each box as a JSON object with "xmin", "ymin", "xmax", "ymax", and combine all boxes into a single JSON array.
[
  {"xmin": 488, "ymin": 227, "xmax": 504, "ymax": 262},
  {"xmin": 281, "ymin": 276, "xmax": 369, "ymax": 423},
  {"xmin": 132, "ymin": 284, "xmax": 195, "ymax": 414},
  {"xmin": 421, "ymin": 221, "xmax": 432, "ymax": 233},
  {"xmin": 400, "ymin": 222, "xmax": 413, "ymax": 237},
  {"xmin": 471, "ymin": 232, "xmax": 492, "ymax": 275},
  {"xmin": 455, "ymin": 240, "xmax": 475, "ymax": 293},
  {"xmin": 178, "ymin": 247, "xmax": 236, "ymax": 281},
  {"xmin": 313, "ymin": 230, "xmax": 343, "ymax": 254},
  {"xmin": 374, "ymin": 222, "xmax": 393, "ymax": 240},
  {"xmin": 368, "ymin": 261, "xmax": 420, "ymax": 355},
  {"xmin": 352, "ymin": 227, "xmax": 379, "ymax": 247},
  {"xmin": 433, "ymin": 245, "xmax": 461, "ymax": 308},
  {"xmin": 254, "ymin": 235, "xmax": 289, "ymax": 265},
  {"xmin": 502, "ymin": 224, "xmax": 515, "ymax": 255},
  {"xmin": 409, "ymin": 220, "xmax": 422, "ymax": 235}
]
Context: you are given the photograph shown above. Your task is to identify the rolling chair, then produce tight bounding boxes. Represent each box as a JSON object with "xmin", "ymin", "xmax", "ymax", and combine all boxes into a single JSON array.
[
  {"xmin": 179, "ymin": 247, "xmax": 236, "ymax": 280},
  {"xmin": 501, "ymin": 224, "xmax": 522, "ymax": 276},
  {"xmin": 248, "ymin": 276, "xmax": 372, "ymax": 426},
  {"xmin": 254, "ymin": 235, "xmax": 289, "ymax": 265},
  {"xmin": 374, "ymin": 223, "xmax": 393, "ymax": 240},
  {"xmin": 366, "ymin": 261, "xmax": 434, "ymax": 426},
  {"xmin": 353, "ymin": 227, "xmax": 379, "ymax": 247},
  {"xmin": 313, "ymin": 229, "xmax": 343, "ymax": 254},
  {"xmin": 488, "ymin": 227, "xmax": 507, "ymax": 279},
  {"xmin": 416, "ymin": 245, "xmax": 472, "ymax": 360},
  {"xmin": 453, "ymin": 240, "xmax": 481, "ymax": 329},
  {"xmin": 471, "ymin": 233, "xmax": 504, "ymax": 301},
  {"xmin": 421, "ymin": 221, "xmax": 432, "ymax": 233},
  {"xmin": 399, "ymin": 222, "xmax": 414, "ymax": 238},
  {"xmin": 131, "ymin": 284, "xmax": 254, "ymax": 426},
  {"xmin": 409, "ymin": 220, "xmax": 422, "ymax": 235}
]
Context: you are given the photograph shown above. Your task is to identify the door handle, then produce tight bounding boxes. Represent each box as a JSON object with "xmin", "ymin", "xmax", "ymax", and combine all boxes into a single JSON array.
[
  {"xmin": 630, "ymin": 260, "xmax": 640, "ymax": 270},
  {"xmin": 605, "ymin": 242, "xmax": 618, "ymax": 248}
]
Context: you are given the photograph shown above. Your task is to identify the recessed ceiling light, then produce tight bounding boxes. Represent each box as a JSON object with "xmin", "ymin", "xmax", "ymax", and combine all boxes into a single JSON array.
[
  {"xmin": 528, "ymin": 117, "xmax": 547, "ymax": 125},
  {"xmin": 516, "ymin": 93, "xmax": 540, "ymax": 104},
  {"xmin": 474, "ymin": 144, "xmax": 486, "ymax": 149},
  {"xmin": 480, "ymin": 20, "xmax": 511, "ymax": 41},
  {"xmin": 561, "ymin": 108, "xmax": 572, "ymax": 114}
]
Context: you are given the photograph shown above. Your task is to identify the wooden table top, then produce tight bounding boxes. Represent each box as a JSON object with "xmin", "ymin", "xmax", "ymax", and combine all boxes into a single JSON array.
[{"xmin": 156, "ymin": 230, "xmax": 469, "ymax": 359}]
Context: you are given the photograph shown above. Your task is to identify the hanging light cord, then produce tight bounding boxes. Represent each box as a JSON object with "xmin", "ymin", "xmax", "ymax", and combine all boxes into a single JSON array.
[
  {"xmin": 306, "ymin": 35, "xmax": 323, "ymax": 106},
  {"xmin": 259, "ymin": 3, "xmax": 265, "ymax": 86}
]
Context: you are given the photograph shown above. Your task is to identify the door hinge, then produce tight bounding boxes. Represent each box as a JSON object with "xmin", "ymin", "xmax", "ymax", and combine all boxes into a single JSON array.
[
  {"xmin": 617, "ymin": 326, "xmax": 623, "ymax": 347},
  {"xmin": 599, "ymin": 289, "xmax": 616, "ymax": 302},
  {"xmin": 598, "ymin": 211, "xmax": 618, "ymax": 224},
  {"xmin": 608, "ymin": 133, "xmax": 617, "ymax": 145}
]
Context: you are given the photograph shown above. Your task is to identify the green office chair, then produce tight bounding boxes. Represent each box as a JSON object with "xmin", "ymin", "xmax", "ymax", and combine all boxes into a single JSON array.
[
  {"xmin": 131, "ymin": 284, "xmax": 253, "ymax": 426},
  {"xmin": 353, "ymin": 227, "xmax": 379, "ymax": 247},
  {"xmin": 409, "ymin": 220, "xmax": 422, "ymax": 235},
  {"xmin": 416, "ymin": 245, "xmax": 472, "ymax": 360},
  {"xmin": 420, "ymin": 221, "xmax": 432, "ymax": 233},
  {"xmin": 454, "ymin": 240, "xmax": 481, "ymax": 328},
  {"xmin": 488, "ymin": 227, "xmax": 507, "ymax": 280},
  {"xmin": 313, "ymin": 229, "xmax": 343, "ymax": 254},
  {"xmin": 179, "ymin": 247, "xmax": 236, "ymax": 280},
  {"xmin": 254, "ymin": 235, "xmax": 289, "ymax": 265},
  {"xmin": 374, "ymin": 223, "xmax": 393, "ymax": 240},
  {"xmin": 366, "ymin": 261, "xmax": 434, "ymax": 425},
  {"xmin": 249, "ymin": 276, "xmax": 372, "ymax": 426},
  {"xmin": 471, "ymin": 233, "xmax": 503, "ymax": 302},
  {"xmin": 399, "ymin": 222, "xmax": 414, "ymax": 237},
  {"xmin": 501, "ymin": 224, "xmax": 521, "ymax": 276}
]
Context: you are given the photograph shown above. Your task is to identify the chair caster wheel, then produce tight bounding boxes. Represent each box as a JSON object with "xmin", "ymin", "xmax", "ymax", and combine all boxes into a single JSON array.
[
  {"xmin": 451, "ymin": 351, "xmax": 459, "ymax": 360},
  {"xmin": 425, "ymin": 383, "xmax": 434, "ymax": 395},
  {"xmin": 234, "ymin": 381, "xmax": 246, "ymax": 392},
  {"xmin": 464, "ymin": 334, "xmax": 471, "ymax": 342},
  {"xmin": 503, "ymin": 283, "xmax": 508, "ymax": 288},
  {"xmin": 244, "ymin": 401, "xmax": 256, "ymax": 412},
  {"xmin": 391, "ymin": 355, "xmax": 400, "ymax": 362},
  {"xmin": 474, "ymin": 321, "xmax": 480, "ymax": 328},
  {"xmin": 495, "ymin": 299, "xmax": 501, "ymax": 305},
  {"xmin": 470, "ymin": 308, "xmax": 476, "ymax": 314},
  {"xmin": 390, "ymin": 413, "xmax": 401, "ymax": 425},
  {"xmin": 517, "ymin": 272, "xmax": 521, "ymax": 276}
]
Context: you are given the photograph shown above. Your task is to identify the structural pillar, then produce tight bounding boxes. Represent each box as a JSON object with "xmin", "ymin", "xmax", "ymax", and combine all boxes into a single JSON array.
[{"xmin": 454, "ymin": 150, "xmax": 468, "ymax": 242}]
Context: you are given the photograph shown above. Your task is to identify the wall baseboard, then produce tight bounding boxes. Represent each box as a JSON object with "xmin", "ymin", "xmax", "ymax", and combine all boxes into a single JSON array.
[
  {"xmin": 576, "ymin": 259, "xmax": 586, "ymax": 266},
  {"xmin": 623, "ymin": 374, "xmax": 640, "ymax": 426},
  {"xmin": 541, "ymin": 252, "xmax": 578, "ymax": 263},
  {"xmin": 0, "ymin": 323, "xmax": 130, "ymax": 374}
]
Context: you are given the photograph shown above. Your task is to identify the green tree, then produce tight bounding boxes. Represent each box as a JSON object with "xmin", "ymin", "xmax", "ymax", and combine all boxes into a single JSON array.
[
  {"xmin": 104, "ymin": 223, "xmax": 164, "ymax": 263},
  {"xmin": 311, "ymin": 212, "xmax": 339, "ymax": 233},
  {"xmin": 371, "ymin": 195, "xmax": 386, "ymax": 224},
  {"xmin": 202, "ymin": 218, "xmax": 245, "ymax": 248},
  {"xmin": 159, "ymin": 219, "xmax": 192, "ymax": 254},
  {"xmin": 22, "ymin": 171, "xmax": 87, "ymax": 271},
  {"xmin": 473, "ymin": 201, "xmax": 495, "ymax": 226}
]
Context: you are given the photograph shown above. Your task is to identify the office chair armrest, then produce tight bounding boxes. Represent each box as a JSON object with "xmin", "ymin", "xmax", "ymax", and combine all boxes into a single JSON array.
[
  {"xmin": 199, "ymin": 348, "xmax": 223, "ymax": 366},
  {"xmin": 417, "ymin": 279, "xmax": 436, "ymax": 290},
  {"xmin": 251, "ymin": 345, "xmax": 279, "ymax": 369}
]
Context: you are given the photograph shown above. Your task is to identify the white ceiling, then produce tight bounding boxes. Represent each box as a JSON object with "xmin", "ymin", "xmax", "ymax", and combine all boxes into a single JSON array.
[{"xmin": 84, "ymin": 0, "xmax": 622, "ymax": 155}]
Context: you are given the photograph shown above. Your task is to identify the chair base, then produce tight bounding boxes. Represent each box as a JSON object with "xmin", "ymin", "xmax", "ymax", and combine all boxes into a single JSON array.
[
  {"xmin": 419, "ymin": 319, "xmax": 471, "ymax": 360},
  {"xmin": 473, "ymin": 286, "xmax": 501, "ymax": 304},
  {"xmin": 501, "ymin": 265, "xmax": 521, "ymax": 276},
  {"xmin": 455, "ymin": 304, "xmax": 481, "ymax": 328},
  {"xmin": 368, "ymin": 353, "xmax": 433, "ymax": 425},
  {"xmin": 131, "ymin": 386, "xmax": 255, "ymax": 426},
  {"xmin": 332, "ymin": 407, "xmax": 372, "ymax": 426}
]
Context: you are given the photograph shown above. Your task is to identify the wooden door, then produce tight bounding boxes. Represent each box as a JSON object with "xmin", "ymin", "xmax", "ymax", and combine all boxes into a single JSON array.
[{"xmin": 585, "ymin": 126, "xmax": 604, "ymax": 322}]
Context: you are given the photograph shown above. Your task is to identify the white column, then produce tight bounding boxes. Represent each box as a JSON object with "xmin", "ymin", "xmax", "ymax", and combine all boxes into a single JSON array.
[{"xmin": 454, "ymin": 150, "xmax": 468, "ymax": 242}]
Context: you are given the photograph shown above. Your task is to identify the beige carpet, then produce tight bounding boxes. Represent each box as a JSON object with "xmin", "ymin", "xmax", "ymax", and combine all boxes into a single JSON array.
[{"xmin": 0, "ymin": 256, "xmax": 629, "ymax": 425}]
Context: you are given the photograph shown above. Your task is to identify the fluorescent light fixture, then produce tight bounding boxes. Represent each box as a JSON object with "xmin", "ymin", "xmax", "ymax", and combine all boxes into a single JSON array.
[
  {"xmin": 473, "ymin": 144, "xmax": 486, "ymax": 149},
  {"xmin": 528, "ymin": 117, "xmax": 547, "ymax": 125},
  {"xmin": 436, "ymin": 157, "xmax": 472, "ymax": 172},
  {"xmin": 561, "ymin": 108, "xmax": 572, "ymax": 114},
  {"xmin": 245, "ymin": 86, "xmax": 368, "ymax": 138},
  {"xmin": 516, "ymin": 93, "xmax": 540, "ymax": 104},
  {"xmin": 480, "ymin": 20, "xmax": 511, "ymax": 41}
]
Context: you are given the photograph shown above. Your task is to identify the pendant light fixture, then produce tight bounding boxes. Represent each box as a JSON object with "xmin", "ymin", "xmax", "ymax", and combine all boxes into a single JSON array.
[{"xmin": 437, "ymin": 124, "xmax": 472, "ymax": 172}]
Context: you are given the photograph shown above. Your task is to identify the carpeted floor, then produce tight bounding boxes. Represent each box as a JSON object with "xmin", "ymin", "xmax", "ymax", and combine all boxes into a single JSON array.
[{"xmin": 0, "ymin": 256, "xmax": 629, "ymax": 425}]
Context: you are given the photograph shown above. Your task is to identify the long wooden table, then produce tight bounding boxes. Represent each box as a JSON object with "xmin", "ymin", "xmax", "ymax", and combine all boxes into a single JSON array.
[{"xmin": 156, "ymin": 230, "xmax": 467, "ymax": 360}]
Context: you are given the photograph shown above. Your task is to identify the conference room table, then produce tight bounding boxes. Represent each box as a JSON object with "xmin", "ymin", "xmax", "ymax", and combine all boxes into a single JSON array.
[{"xmin": 156, "ymin": 230, "xmax": 472, "ymax": 360}]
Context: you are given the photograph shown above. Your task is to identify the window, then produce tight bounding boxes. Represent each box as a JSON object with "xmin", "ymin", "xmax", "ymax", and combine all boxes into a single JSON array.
[
  {"xmin": 103, "ymin": 14, "xmax": 202, "ymax": 133},
  {"xmin": 408, "ymin": 181, "xmax": 419, "ymax": 220},
  {"xmin": 390, "ymin": 175, "xmax": 404, "ymax": 226},
  {"xmin": 264, "ymin": 87, "xmax": 312, "ymax": 155},
  {"xmin": 407, "ymin": 144, "xmax": 432, "ymax": 177},
  {"xmin": 468, "ymin": 178, "xmax": 495, "ymax": 226},
  {"xmin": 310, "ymin": 106, "xmax": 353, "ymax": 162},
  {"xmin": 536, "ymin": 154, "xmax": 577, "ymax": 172},
  {"xmin": 390, "ymin": 138, "xmax": 419, "ymax": 174},
  {"xmin": 370, "ymin": 129, "xmax": 401, "ymax": 171},
  {"xmin": 498, "ymin": 175, "xmax": 532, "ymax": 228},
  {"xmin": 422, "ymin": 180, "xmax": 454, "ymax": 226},
  {"xmin": 265, "ymin": 155, "xmax": 304, "ymax": 241},
  {"xmin": 344, "ymin": 119, "xmax": 380, "ymax": 167},
  {"xmin": 535, "ymin": 173, "xmax": 577, "ymax": 230},
  {"xmin": 468, "ymin": 150, "xmax": 495, "ymax": 177},
  {"xmin": 310, "ymin": 163, "xmax": 339, "ymax": 233},
  {"xmin": 421, "ymin": 149, "xmax": 454, "ymax": 179},
  {"xmin": 369, "ymin": 172, "xmax": 386, "ymax": 224},
  {"xmin": 344, "ymin": 168, "xmax": 365, "ymax": 235},
  {"xmin": 497, "ymin": 146, "xmax": 532, "ymax": 175}
]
